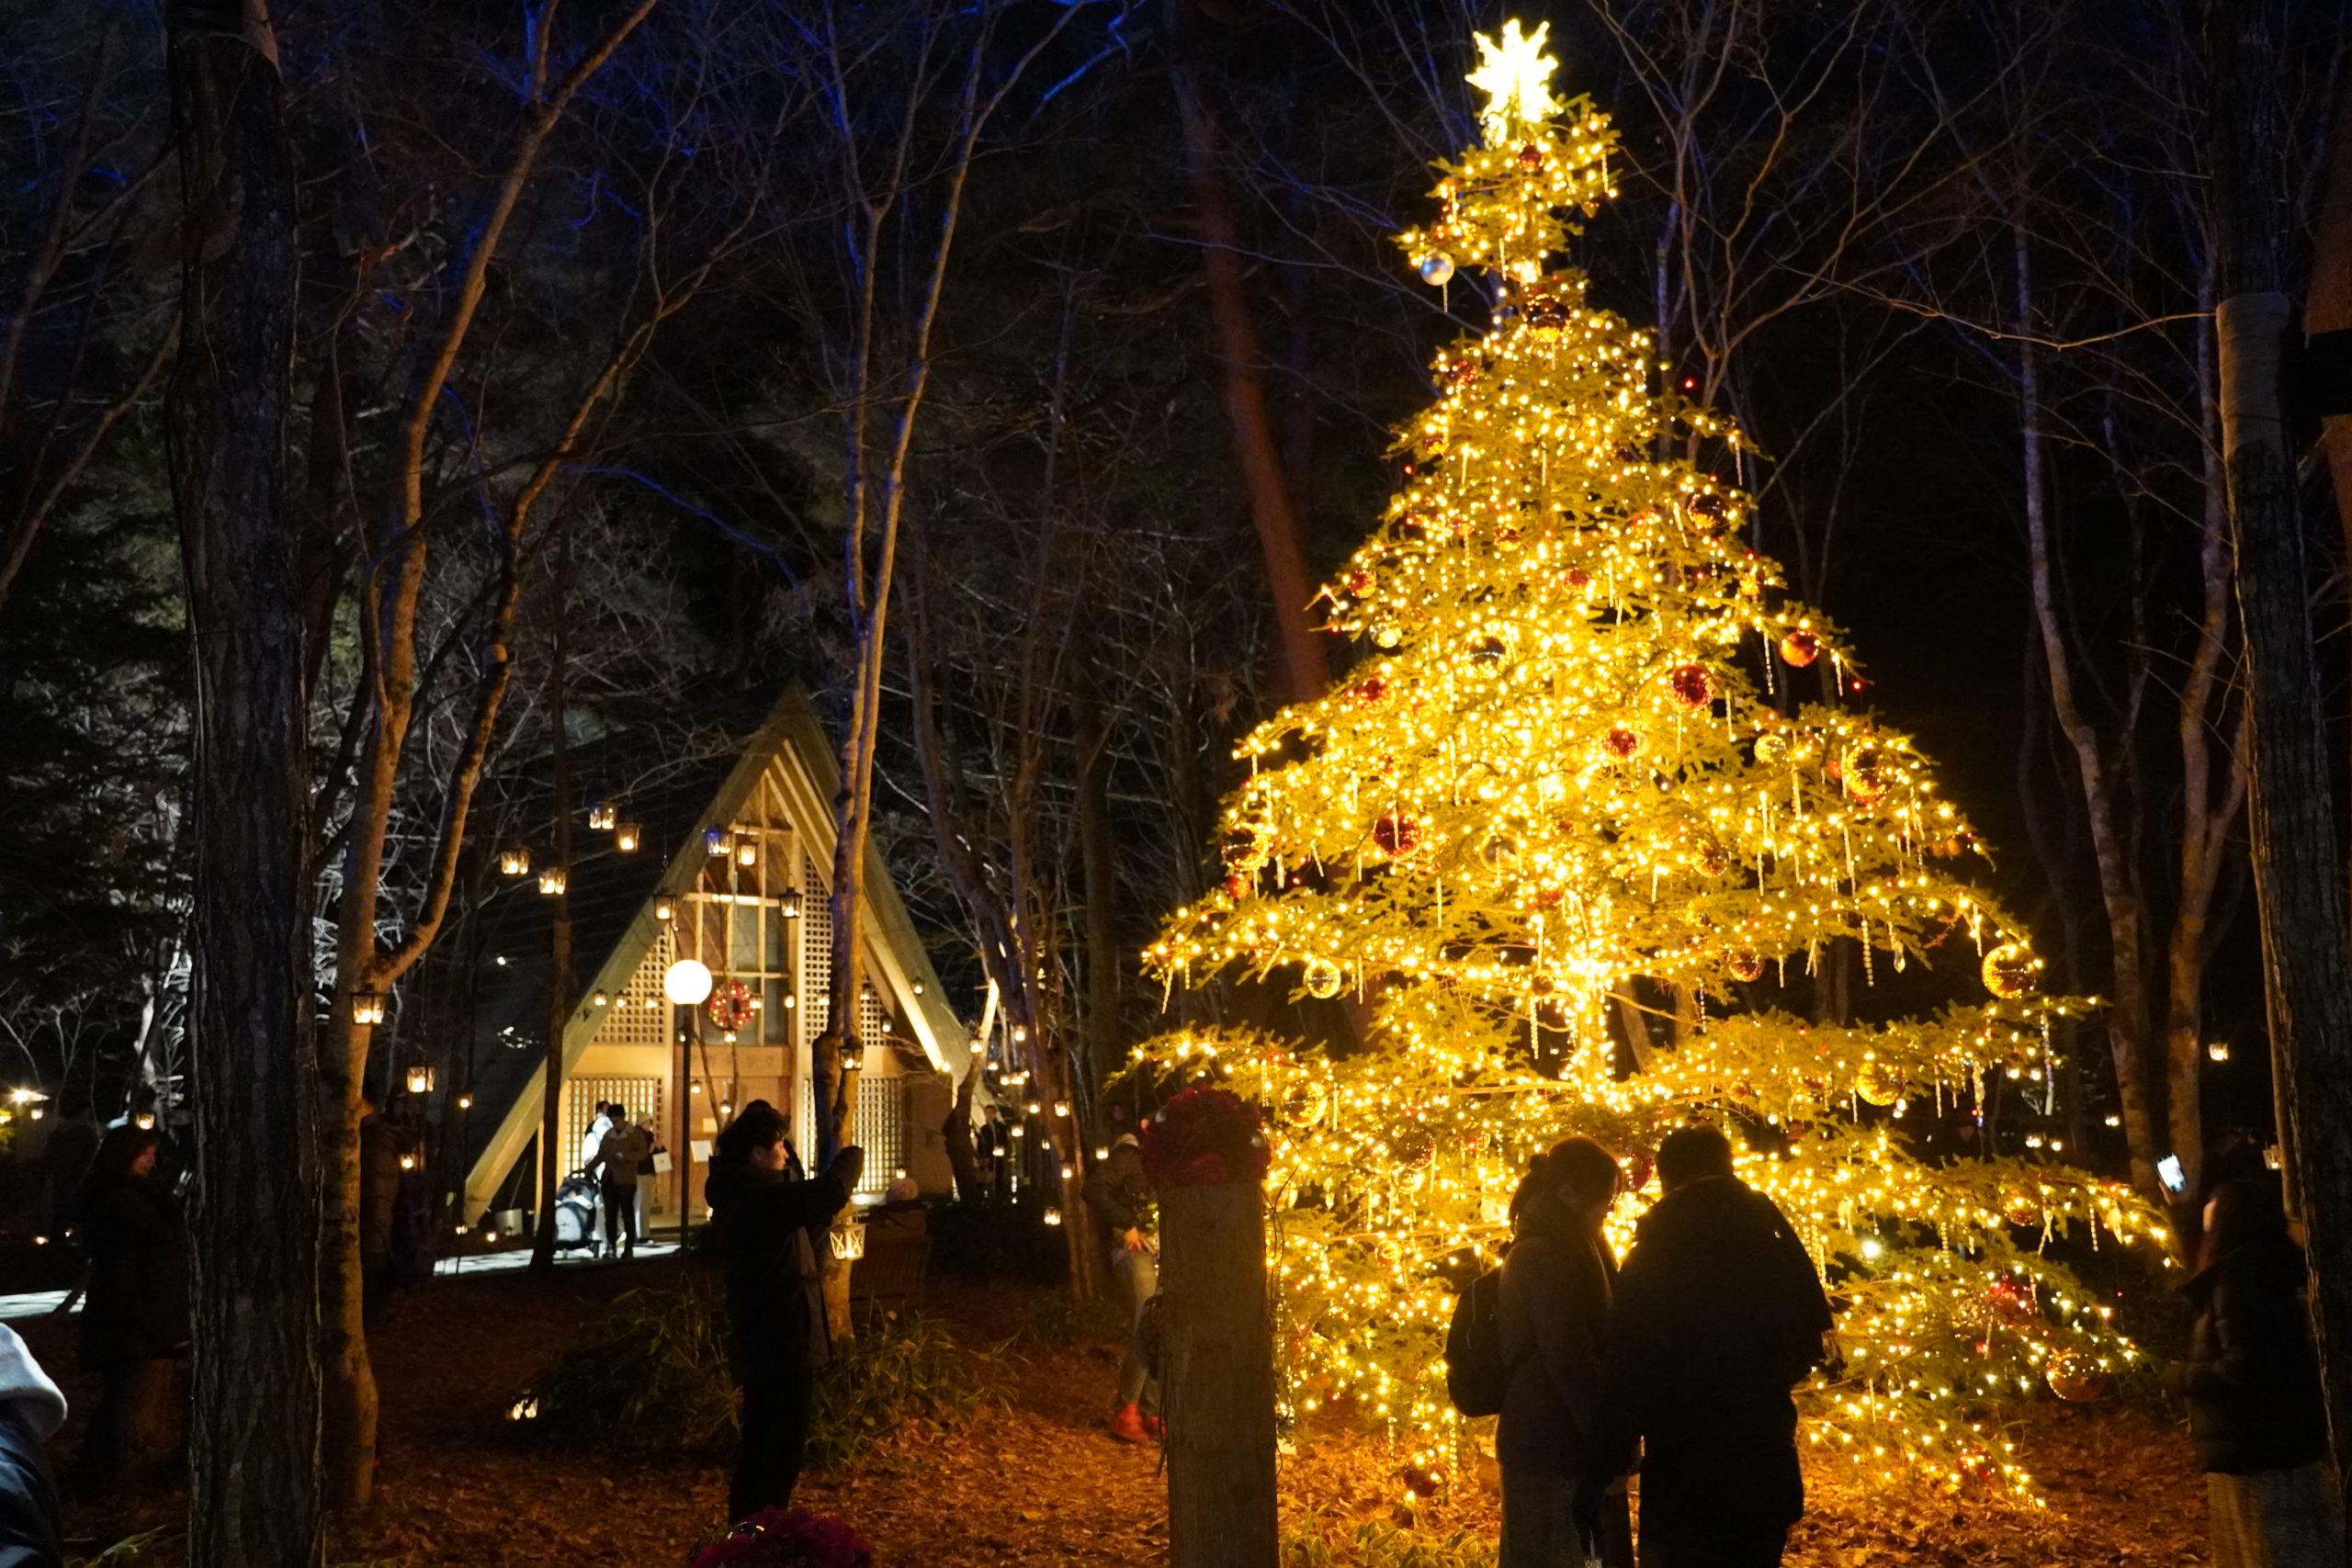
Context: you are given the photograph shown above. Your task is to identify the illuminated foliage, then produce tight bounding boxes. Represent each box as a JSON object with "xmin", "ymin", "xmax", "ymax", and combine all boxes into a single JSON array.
[{"xmin": 1137, "ymin": 22, "xmax": 2165, "ymax": 1499}]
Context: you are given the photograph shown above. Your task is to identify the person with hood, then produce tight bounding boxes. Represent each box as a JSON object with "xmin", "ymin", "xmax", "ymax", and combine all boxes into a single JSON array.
[
  {"xmin": 586, "ymin": 1101, "xmax": 650, "ymax": 1260},
  {"xmin": 1081, "ymin": 1129, "xmax": 1159, "ymax": 1444},
  {"xmin": 72, "ymin": 1125, "xmax": 187, "ymax": 1499},
  {"xmin": 1577, "ymin": 1124, "xmax": 1831, "ymax": 1568},
  {"xmin": 0, "ymin": 1324, "xmax": 64, "ymax": 1566},
  {"xmin": 1497, "ymin": 1135, "xmax": 1627, "ymax": 1568},
  {"xmin": 705, "ymin": 1101, "xmax": 863, "ymax": 1524},
  {"xmin": 2174, "ymin": 1178, "xmax": 2343, "ymax": 1568}
]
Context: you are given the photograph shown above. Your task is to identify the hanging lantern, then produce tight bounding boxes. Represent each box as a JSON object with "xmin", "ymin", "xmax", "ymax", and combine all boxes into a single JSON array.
[
  {"xmin": 653, "ymin": 898, "xmax": 674, "ymax": 922},
  {"xmin": 587, "ymin": 801, "xmax": 616, "ymax": 831},
  {"xmin": 537, "ymin": 866, "xmax": 567, "ymax": 897},
  {"xmin": 1302, "ymin": 958, "xmax": 1345, "ymax": 1000},
  {"xmin": 737, "ymin": 840, "xmax": 758, "ymax": 867},
  {"xmin": 352, "ymin": 990, "xmax": 388, "ymax": 1026},
  {"xmin": 705, "ymin": 828, "xmax": 731, "ymax": 857},
  {"xmin": 1668, "ymin": 663, "xmax": 1714, "ymax": 709},
  {"xmin": 780, "ymin": 889, "xmax": 802, "ymax": 918},
  {"xmin": 1054, "ymin": 1101, "xmax": 1072, "ymax": 1118},
  {"xmin": 405, "ymin": 1064, "xmax": 435, "ymax": 1095},
  {"xmin": 614, "ymin": 822, "xmax": 641, "ymax": 853},
  {"xmin": 591, "ymin": 989, "xmax": 610, "ymax": 1008},
  {"xmin": 457, "ymin": 1093, "xmax": 473, "ymax": 1110},
  {"xmin": 1981, "ymin": 942, "xmax": 2041, "ymax": 999},
  {"xmin": 499, "ymin": 846, "xmax": 530, "ymax": 877},
  {"xmin": 1779, "ymin": 628, "xmax": 1821, "ymax": 667}
]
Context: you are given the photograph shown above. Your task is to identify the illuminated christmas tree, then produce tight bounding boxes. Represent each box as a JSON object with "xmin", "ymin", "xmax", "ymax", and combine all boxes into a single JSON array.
[{"xmin": 1136, "ymin": 20, "xmax": 2165, "ymax": 1496}]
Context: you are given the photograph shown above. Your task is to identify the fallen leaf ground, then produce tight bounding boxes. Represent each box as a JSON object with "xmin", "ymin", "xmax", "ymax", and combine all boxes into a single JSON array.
[{"xmin": 37, "ymin": 1257, "xmax": 2209, "ymax": 1565}]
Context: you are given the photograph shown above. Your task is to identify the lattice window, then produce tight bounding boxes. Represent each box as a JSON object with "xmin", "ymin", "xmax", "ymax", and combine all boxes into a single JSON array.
[
  {"xmin": 793, "ymin": 1070, "xmax": 902, "ymax": 1199},
  {"xmin": 801, "ymin": 860, "xmax": 831, "ymax": 1039},
  {"xmin": 564, "ymin": 1076, "xmax": 665, "ymax": 1176},
  {"xmin": 854, "ymin": 1076, "xmax": 905, "ymax": 1198},
  {"xmin": 594, "ymin": 929, "xmax": 674, "ymax": 1051}
]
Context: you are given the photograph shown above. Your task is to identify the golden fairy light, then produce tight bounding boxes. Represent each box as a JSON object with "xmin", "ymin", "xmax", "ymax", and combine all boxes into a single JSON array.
[{"xmin": 1135, "ymin": 25, "xmax": 2162, "ymax": 1502}]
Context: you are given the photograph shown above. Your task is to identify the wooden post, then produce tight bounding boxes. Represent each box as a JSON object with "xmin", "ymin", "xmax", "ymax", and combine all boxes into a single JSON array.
[{"xmin": 1161, "ymin": 1177, "xmax": 1278, "ymax": 1568}]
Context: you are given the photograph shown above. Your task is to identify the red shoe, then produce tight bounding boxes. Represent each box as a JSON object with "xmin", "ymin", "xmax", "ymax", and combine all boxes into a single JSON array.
[
  {"xmin": 1141, "ymin": 1414, "xmax": 1165, "ymax": 1439},
  {"xmin": 1107, "ymin": 1403, "xmax": 1150, "ymax": 1444}
]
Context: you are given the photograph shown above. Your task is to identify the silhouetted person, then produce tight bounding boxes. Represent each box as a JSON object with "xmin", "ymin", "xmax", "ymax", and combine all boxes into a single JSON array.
[
  {"xmin": 71, "ymin": 1125, "xmax": 187, "ymax": 1499},
  {"xmin": 2175, "ymin": 1179, "xmax": 2343, "ymax": 1567},
  {"xmin": 1578, "ymin": 1125, "xmax": 1831, "ymax": 1568},
  {"xmin": 1498, "ymin": 1136, "xmax": 1627, "ymax": 1568},
  {"xmin": 705, "ymin": 1102, "xmax": 862, "ymax": 1523}
]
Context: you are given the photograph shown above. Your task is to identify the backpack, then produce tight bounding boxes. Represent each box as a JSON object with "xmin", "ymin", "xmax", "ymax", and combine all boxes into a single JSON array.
[{"xmin": 1444, "ymin": 1268, "xmax": 1511, "ymax": 1417}]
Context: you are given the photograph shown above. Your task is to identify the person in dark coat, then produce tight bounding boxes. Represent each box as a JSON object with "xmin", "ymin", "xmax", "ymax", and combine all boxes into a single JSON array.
[
  {"xmin": 705, "ymin": 1101, "xmax": 862, "ymax": 1525},
  {"xmin": 1498, "ymin": 1135, "xmax": 1626, "ymax": 1568},
  {"xmin": 1080, "ymin": 1131, "xmax": 1159, "ymax": 1443},
  {"xmin": 1577, "ymin": 1125, "xmax": 1832, "ymax": 1568},
  {"xmin": 71, "ymin": 1125, "xmax": 187, "ymax": 1499},
  {"xmin": 2173, "ymin": 1179, "xmax": 2343, "ymax": 1568}
]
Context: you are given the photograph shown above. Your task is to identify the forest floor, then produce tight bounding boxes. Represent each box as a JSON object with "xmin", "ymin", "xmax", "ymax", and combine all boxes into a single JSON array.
[{"xmin": 40, "ymin": 1255, "xmax": 2211, "ymax": 1567}]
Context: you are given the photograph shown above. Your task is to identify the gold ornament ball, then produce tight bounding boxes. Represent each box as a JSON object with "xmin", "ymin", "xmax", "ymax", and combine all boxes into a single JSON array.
[
  {"xmin": 1981, "ymin": 942, "xmax": 2041, "ymax": 999},
  {"xmin": 1303, "ymin": 957, "xmax": 1345, "ymax": 999},
  {"xmin": 1855, "ymin": 1060, "xmax": 1905, "ymax": 1107},
  {"xmin": 1727, "ymin": 949, "xmax": 1766, "ymax": 984},
  {"xmin": 1779, "ymin": 628, "xmax": 1821, "ymax": 667},
  {"xmin": 1752, "ymin": 731, "xmax": 1788, "ymax": 766},
  {"xmin": 2046, "ymin": 1350, "xmax": 2108, "ymax": 1404}
]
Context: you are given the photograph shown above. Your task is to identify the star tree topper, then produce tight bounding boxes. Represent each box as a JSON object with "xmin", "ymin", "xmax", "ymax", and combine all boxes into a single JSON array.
[{"xmin": 1467, "ymin": 18, "xmax": 1562, "ymax": 146}]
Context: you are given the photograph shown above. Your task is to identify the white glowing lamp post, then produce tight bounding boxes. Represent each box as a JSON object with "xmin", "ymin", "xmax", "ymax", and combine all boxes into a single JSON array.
[{"xmin": 662, "ymin": 958, "xmax": 713, "ymax": 1247}]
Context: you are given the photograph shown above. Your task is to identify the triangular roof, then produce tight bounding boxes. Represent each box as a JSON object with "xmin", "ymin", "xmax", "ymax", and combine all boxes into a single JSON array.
[{"xmin": 458, "ymin": 686, "xmax": 968, "ymax": 1216}]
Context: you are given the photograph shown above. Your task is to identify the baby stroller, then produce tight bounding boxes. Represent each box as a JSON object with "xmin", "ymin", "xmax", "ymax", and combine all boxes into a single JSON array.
[{"xmin": 549, "ymin": 1170, "xmax": 601, "ymax": 1254}]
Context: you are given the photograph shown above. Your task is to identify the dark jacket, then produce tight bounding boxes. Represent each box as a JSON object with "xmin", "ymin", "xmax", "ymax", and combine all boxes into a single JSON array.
[
  {"xmin": 1497, "ymin": 1193, "xmax": 1616, "ymax": 1475},
  {"xmin": 2175, "ymin": 1235, "xmax": 2329, "ymax": 1474},
  {"xmin": 0, "ymin": 1325, "xmax": 63, "ymax": 1568},
  {"xmin": 1081, "ymin": 1137, "xmax": 1153, "ymax": 1250},
  {"xmin": 1583, "ymin": 1176, "xmax": 1832, "ymax": 1526},
  {"xmin": 77, "ymin": 1173, "xmax": 187, "ymax": 1372},
  {"xmin": 706, "ymin": 1148, "xmax": 861, "ymax": 1385}
]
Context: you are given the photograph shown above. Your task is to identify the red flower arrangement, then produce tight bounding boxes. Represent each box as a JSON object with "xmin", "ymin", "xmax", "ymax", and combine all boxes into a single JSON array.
[
  {"xmin": 687, "ymin": 1508, "xmax": 871, "ymax": 1568},
  {"xmin": 1141, "ymin": 1086, "xmax": 1272, "ymax": 1190}
]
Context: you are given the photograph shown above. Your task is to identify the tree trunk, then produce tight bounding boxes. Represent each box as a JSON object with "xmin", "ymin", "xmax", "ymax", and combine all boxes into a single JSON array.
[
  {"xmin": 1074, "ymin": 671, "xmax": 1122, "ymax": 1086},
  {"xmin": 164, "ymin": 2, "xmax": 322, "ymax": 1561},
  {"xmin": 1161, "ymin": 1177, "xmax": 1277, "ymax": 1568},
  {"xmin": 2309, "ymin": 83, "xmax": 2352, "ymax": 891},
  {"xmin": 1167, "ymin": 0, "xmax": 1329, "ymax": 707},
  {"xmin": 531, "ymin": 547, "xmax": 573, "ymax": 1272},
  {"xmin": 2208, "ymin": 0, "xmax": 2352, "ymax": 1517}
]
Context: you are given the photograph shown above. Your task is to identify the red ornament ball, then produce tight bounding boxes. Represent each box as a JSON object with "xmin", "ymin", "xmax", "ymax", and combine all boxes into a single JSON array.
[
  {"xmin": 1779, "ymin": 628, "xmax": 1821, "ymax": 668},
  {"xmin": 1349, "ymin": 675, "xmax": 1389, "ymax": 706},
  {"xmin": 1668, "ymin": 663, "xmax": 1715, "ymax": 709},
  {"xmin": 1518, "ymin": 142, "xmax": 1544, "ymax": 169},
  {"xmin": 1602, "ymin": 727, "xmax": 1643, "ymax": 761},
  {"xmin": 1374, "ymin": 815, "xmax": 1421, "ymax": 856}
]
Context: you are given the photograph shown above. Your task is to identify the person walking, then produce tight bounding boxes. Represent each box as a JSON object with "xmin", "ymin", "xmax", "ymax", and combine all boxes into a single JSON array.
[
  {"xmin": 1081, "ymin": 1129, "xmax": 1159, "ymax": 1444},
  {"xmin": 1498, "ymin": 1136, "xmax": 1627, "ymax": 1568},
  {"xmin": 71, "ymin": 1125, "xmax": 187, "ymax": 1499},
  {"xmin": 2174, "ymin": 1178, "xmax": 2343, "ymax": 1568},
  {"xmin": 587, "ymin": 1103, "xmax": 650, "ymax": 1260},
  {"xmin": 705, "ymin": 1102, "xmax": 863, "ymax": 1524},
  {"xmin": 1577, "ymin": 1124, "xmax": 1831, "ymax": 1568},
  {"xmin": 579, "ymin": 1100, "xmax": 613, "ymax": 1253}
]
